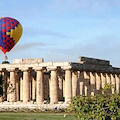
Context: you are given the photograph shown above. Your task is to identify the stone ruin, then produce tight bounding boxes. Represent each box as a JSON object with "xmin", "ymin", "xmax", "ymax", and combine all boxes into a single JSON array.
[{"xmin": 0, "ymin": 56, "xmax": 119, "ymax": 111}]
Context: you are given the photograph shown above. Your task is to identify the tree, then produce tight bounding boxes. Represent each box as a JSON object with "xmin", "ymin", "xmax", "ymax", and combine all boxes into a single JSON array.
[
  {"xmin": 2, "ymin": 61, "xmax": 10, "ymax": 64},
  {"xmin": 70, "ymin": 84, "xmax": 120, "ymax": 120}
]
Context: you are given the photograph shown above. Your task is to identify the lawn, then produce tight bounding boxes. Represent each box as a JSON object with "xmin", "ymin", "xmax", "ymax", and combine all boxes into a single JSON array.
[{"xmin": 0, "ymin": 112, "xmax": 78, "ymax": 120}]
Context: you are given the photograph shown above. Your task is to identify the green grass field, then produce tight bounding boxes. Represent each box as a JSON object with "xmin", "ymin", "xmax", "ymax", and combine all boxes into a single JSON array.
[{"xmin": 0, "ymin": 112, "xmax": 78, "ymax": 120}]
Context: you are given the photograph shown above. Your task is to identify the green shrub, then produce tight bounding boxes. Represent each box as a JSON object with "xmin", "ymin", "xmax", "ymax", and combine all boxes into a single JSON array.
[
  {"xmin": 70, "ymin": 84, "xmax": 120, "ymax": 120},
  {"xmin": 2, "ymin": 61, "xmax": 10, "ymax": 64}
]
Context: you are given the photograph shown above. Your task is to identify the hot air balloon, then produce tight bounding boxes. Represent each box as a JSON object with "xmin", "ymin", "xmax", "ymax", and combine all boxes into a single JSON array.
[{"xmin": 0, "ymin": 17, "xmax": 23, "ymax": 59}]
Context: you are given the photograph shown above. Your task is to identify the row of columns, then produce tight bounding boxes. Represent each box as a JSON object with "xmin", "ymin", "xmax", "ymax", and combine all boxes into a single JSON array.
[
  {"xmin": 78, "ymin": 71, "xmax": 120, "ymax": 96},
  {"xmin": 1, "ymin": 67, "xmax": 73, "ymax": 103},
  {"xmin": 0, "ymin": 68, "xmax": 120, "ymax": 104}
]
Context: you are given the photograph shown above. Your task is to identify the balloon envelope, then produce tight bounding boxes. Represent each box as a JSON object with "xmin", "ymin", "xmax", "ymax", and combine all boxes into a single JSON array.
[{"xmin": 0, "ymin": 17, "xmax": 22, "ymax": 54}]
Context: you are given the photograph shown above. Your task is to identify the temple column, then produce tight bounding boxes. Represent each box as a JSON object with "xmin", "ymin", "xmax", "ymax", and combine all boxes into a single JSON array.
[
  {"xmin": 50, "ymin": 67, "xmax": 58, "ymax": 104},
  {"xmin": 79, "ymin": 71, "xmax": 84, "ymax": 95},
  {"xmin": 101, "ymin": 73, "xmax": 106, "ymax": 89},
  {"xmin": 22, "ymin": 68, "xmax": 30, "ymax": 102},
  {"xmin": 115, "ymin": 74, "xmax": 120, "ymax": 94},
  {"xmin": 62, "ymin": 79, "xmax": 65, "ymax": 98},
  {"xmin": 90, "ymin": 72, "xmax": 95, "ymax": 96},
  {"xmin": 20, "ymin": 73, "xmax": 23, "ymax": 101},
  {"xmin": 7, "ymin": 72, "xmax": 10, "ymax": 101},
  {"xmin": 44, "ymin": 73, "xmax": 49, "ymax": 100},
  {"xmin": 9, "ymin": 68, "xmax": 16, "ymax": 102},
  {"xmin": 15, "ymin": 71, "xmax": 19, "ymax": 101},
  {"xmin": 64, "ymin": 68, "xmax": 72, "ymax": 103},
  {"xmin": 29, "ymin": 77, "xmax": 32, "ymax": 101},
  {"xmin": 32, "ymin": 76, "xmax": 36, "ymax": 100},
  {"xmin": 2, "ymin": 70, "xmax": 7, "ymax": 101},
  {"xmin": 111, "ymin": 74, "xmax": 115, "ymax": 94},
  {"xmin": 72, "ymin": 71, "xmax": 78, "ymax": 97},
  {"xmin": 84, "ymin": 71, "xmax": 90, "ymax": 96},
  {"xmin": 106, "ymin": 73, "xmax": 111, "ymax": 84},
  {"xmin": 36, "ymin": 68, "xmax": 44, "ymax": 103},
  {"xmin": 95, "ymin": 73, "xmax": 101, "ymax": 94},
  {"xmin": 0, "ymin": 69, "xmax": 3, "ymax": 102},
  {"xmin": 58, "ymin": 72, "xmax": 63, "ymax": 100}
]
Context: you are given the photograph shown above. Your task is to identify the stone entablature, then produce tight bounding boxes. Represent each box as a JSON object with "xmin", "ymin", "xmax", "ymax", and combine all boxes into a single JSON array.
[
  {"xmin": 0, "ymin": 57, "xmax": 119, "ymax": 106},
  {"xmin": 13, "ymin": 58, "xmax": 44, "ymax": 64},
  {"xmin": 0, "ymin": 62, "xmax": 73, "ymax": 72},
  {"xmin": 71, "ymin": 63, "xmax": 120, "ymax": 74},
  {"xmin": 0, "ymin": 61, "xmax": 120, "ymax": 74}
]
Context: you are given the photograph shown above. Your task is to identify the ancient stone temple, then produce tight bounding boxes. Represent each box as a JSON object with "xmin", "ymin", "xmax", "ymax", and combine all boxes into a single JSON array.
[{"xmin": 0, "ymin": 56, "xmax": 120, "ymax": 110}]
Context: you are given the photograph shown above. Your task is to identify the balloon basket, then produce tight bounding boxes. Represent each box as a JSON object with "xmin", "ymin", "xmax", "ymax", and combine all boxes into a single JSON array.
[{"xmin": 5, "ymin": 55, "xmax": 8, "ymax": 60}]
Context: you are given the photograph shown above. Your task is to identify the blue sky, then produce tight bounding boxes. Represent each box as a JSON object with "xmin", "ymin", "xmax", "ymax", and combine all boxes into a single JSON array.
[{"xmin": 0, "ymin": 0, "xmax": 120, "ymax": 67}]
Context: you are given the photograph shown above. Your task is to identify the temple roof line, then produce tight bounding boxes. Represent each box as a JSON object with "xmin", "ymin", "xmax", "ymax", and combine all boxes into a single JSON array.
[{"xmin": 0, "ymin": 61, "xmax": 119, "ymax": 74}]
